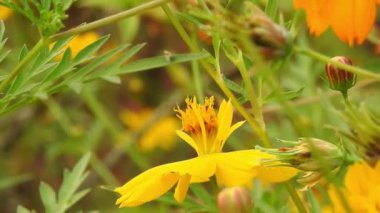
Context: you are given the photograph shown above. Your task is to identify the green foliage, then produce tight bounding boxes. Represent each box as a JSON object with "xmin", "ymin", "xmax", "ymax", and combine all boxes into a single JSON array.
[
  {"xmin": 17, "ymin": 153, "xmax": 91, "ymax": 213},
  {"xmin": 0, "ymin": 22, "xmax": 207, "ymax": 115},
  {"xmin": 1, "ymin": 0, "xmax": 75, "ymax": 37},
  {"xmin": 2, "ymin": 0, "xmax": 380, "ymax": 212}
]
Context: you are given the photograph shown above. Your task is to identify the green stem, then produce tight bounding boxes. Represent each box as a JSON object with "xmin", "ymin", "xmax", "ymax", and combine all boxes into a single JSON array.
[
  {"xmin": 162, "ymin": 3, "xmax": 271, "ymax": 147},
  {"xmin": 286, "ymin": 183, "xmax": 308, "ymax": 213},
  {"xmin": 44, "ymin": 98, "xmax": 73, "ymax": 135},
  {"xmin": 51, "ymin": 0, "xmax": 170, "ymax": 41},
  {"xmin": 235, "ymin": 56, "xmax": 265, "ymax": 130},
  {"xmin": 45, "ymin": 98, "xmax": 119, "ymax": 185},
  {"xmin": 161, "ymin": 5, "xmax": 197, "ymax": 52},
  {"xmin": 191, "ymin": 31, "xmax": 204, "ymax": 100},
  {"xmin": 191, "ymin": 58, "xmax": 204, "ymax": 100},
  {"xmin": 82, "ymin": 88, "xmax": 149, "ymax": 170},
  {"xmin": 0, "ymin": 38, "xmax": 48, "ymax": 94},
  {"xmin": 90, "ymin": 155, "xmax": 120, "ymax": 186},
  {"xmin": 295, "ymin": 46, "xmax": 380, "ymax": 80},
  {"xmin": 82, "ymin": 88, "xmax": 122, "ymax": 135}
]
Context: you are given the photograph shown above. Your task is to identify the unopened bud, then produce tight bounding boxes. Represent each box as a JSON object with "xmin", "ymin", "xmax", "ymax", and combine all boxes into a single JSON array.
[
  {"xmin": 246, "ymin": 5, "xmax": 290, "ymax": 59},
  {"xmin": 325, "ymin": 56, "xmax": 356, "ymax": 96},
  {"xmin": 291, "ymin": 138, "xmax": 343, "ymax": 171},
  {"xmin": 257, "ymin": 138, "xmax": 344, "ymax": 172},
  {"xmin": 217, "ymin": 187, "xmax": 253, "ymax": 213}
]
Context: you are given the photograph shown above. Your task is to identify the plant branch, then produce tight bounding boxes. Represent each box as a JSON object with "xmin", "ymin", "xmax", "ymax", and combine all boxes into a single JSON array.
[
  {"xmin": 286, "ymin": 183, "xmax": 308, "ymax": 213},
  {"xmin": 51, "ymin": 0, "xmax": 170, "ymax": 41},
  {"xmin": 0, "ymin": 0, "xmax": 169, "ymax": 96},
  {"xmin": 295, "ymin": 46, "xmax": 380, "ymax": 80}
]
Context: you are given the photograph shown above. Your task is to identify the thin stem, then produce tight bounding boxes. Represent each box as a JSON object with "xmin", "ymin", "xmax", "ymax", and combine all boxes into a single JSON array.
[
  {"xmin": 235, "ymin": 56, "xmax": 264, "ymax": 129},
  {"xmin": 286, "ymin": 183, "xmax": 308, "ymax": 213},
  {"xmin": 82, "ymin": 88, "xmax": 149, "ymax": 170},
  {"xmin": 262, "ymin": 79, "xmax": 376, "ymax": 114},
  {"xmin": 191, "ymin": 59, "xmax": 204, "ymax": 100},
  {"xmin": 44, "ymin": 98, "xmax": 73, "ymax": 135},
  {"xmin": 161, "ymin": 4, "xmax": 197, "ymax": 52},
  {"xmin": 191, "ymin": 32, "xmax": 204, "ymax": 100},
  {"xmin": 295, "ymin": 46, "xmax": 380, "ymax": 80},
  {"xmin": 341, "ymin": 90, "xmax": 348, "ymax": 102},
  {"xmin": 90, "ymin": 155, "xmax": 120, "ymax": 186},
  {"xmin": 45, "ymin": 98, "xmax": 119, "ymax": 185},
  {"xmin": 51, "ymin": 0, "xmax": 170, "ymax": 41}
]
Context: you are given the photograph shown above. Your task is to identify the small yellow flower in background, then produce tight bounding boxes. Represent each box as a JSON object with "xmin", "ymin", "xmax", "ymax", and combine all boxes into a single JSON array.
[
  {"xmin": 55, "ymin": 32, "xmax": 99, "ymax": 59},
  {"xmin": 120, "ymin": 108, "xmax": 179, "ymax": 151},
  {"xmin": 115, "ymin": 97, "xmax": 298, "ymax": 207},
  {"xmin": 0, "ymin": 5, "xmax": 12, "ymax": 20},
  {"xmin": 294, "ymin": 0, "xmax": 380, "ymax": 46},
  {"xmin": 325, "ymin": 161, "xmax": 380, "ymax": 212}
]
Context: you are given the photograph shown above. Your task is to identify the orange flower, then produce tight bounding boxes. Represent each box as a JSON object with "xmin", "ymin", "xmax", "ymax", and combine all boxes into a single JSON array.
[{"xmin": 294, "ymin": 0, "xmax": 380, "ymax": 46}]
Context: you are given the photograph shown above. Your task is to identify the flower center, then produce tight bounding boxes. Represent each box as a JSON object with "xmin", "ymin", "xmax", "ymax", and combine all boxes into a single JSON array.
[
  {"xmin": 175, "ymin": 97, "xmax": 220, "ymax": 155},
  {"xmin": 176, "ymin": 97, "xmax": 217, "ymax": 136}
]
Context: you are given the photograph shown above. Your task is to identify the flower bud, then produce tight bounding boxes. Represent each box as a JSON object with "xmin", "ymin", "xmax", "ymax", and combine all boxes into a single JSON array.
[
  {"xmin": 292, "ymin": 138, "xmax": 344, "ymax": 171},
  {"xmin": 217, "ymin": 187, "xmax": 253, "ymax": 213},
  {"xmin": 325, "ymin": 56, "xmax": 356, "ymax": 94},
  {"xmin": 246, "ymin": 4, "xmax": 290, "ymax": 59},
  {"xmin": 257, "ymin": 138, "xmax": 345, "ymax": 190},
  {"xmin": 258, "ymin": 138, "xmax": 344, "ymax": 171}
]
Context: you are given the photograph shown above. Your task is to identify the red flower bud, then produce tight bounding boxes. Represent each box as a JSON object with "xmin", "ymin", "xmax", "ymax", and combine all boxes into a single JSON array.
[{"xmin": 325, "ymin": 56, "xmax": 356, "ymax": 93}]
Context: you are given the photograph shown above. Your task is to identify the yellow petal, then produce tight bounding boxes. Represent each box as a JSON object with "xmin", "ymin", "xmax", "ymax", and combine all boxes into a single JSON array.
[
  {"xmin": 174, "ymin": 155, "xmax": 217, "ymax": 182},
  {"xmin": 257, "ymin": 166, "xmax": 298, "ymax": 183},
  {"xmin": 330, "ymin": 0, "xmax": 376, "ymax": 45},
  {"xmin": 115, "ymin": 156, "xmax": 216, "ymax": 207},
  {"xmin": 216, "ymin": 99, "xmax": 233, "ymax": 143},
  {"xmin": 174, "ymin": 174, "xmax": 191, "ymax": 203},
  {"xmin": 213, "ymin": 150, "xmax": 270, "ymax": 186},
  {"xmin": 115, "ymin": 164, "xmax": 179, "ymax": 207},
  {"xmin": 176, "ymin": 130, "xmax": 199, "ymax": 153},
  {"xmin": 344, "ymin": 162, "xmax": 377, "ymax": 196},
  {"xmin": 117, "ymin": 171, "xmax": 179, "ymax": 207},
  {"xmin": 220, "ymin": 120, "xmax": 245, "ymax": 148}
]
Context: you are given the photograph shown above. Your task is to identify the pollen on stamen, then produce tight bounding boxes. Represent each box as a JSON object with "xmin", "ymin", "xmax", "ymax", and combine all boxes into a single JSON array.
[{"xmin": 175, "ymin": 97, "xmax": 218, "ymax": 135}]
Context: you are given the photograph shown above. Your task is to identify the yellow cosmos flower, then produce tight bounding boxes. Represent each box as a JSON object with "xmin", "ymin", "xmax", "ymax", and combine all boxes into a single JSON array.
[
  {"xmin": 325, "ymin": 161, "xmax": 380, "ymax": 212},
  {"xmin": 120, "ymin": 108, "xmax": 179, "ymax": 151},
  {"xmin": 294, "ymin": 0, "xmax": 380, "ymax": 46},
  {"xmin": 115, "ymin": 97, "xmax": 298, "ymax": 207},
  {"xmin": 0, "ymin": 5, "xmax": 12, "ymax": 20}
]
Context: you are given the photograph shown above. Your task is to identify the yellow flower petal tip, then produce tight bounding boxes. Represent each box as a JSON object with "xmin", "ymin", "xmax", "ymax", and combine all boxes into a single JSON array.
[{"xmin": 294, "ymin": 0, "xmax": 379, "ymax": 46}]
